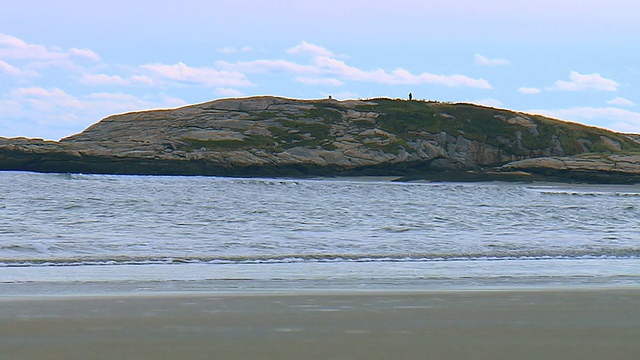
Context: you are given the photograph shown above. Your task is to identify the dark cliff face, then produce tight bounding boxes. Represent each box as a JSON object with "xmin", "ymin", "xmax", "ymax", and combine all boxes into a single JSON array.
[{"xmin": 2, "ymin": 96, "xmax": 640, "ymax": 182}]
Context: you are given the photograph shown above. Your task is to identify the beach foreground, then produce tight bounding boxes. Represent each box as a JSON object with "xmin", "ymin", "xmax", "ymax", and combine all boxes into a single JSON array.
[{"xmin": 1, "ymin": 288, "xmax": 639, "ymax": 360}]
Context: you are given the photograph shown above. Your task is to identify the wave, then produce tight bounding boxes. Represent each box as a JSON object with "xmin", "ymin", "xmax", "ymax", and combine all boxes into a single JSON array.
[
  {"xmin": 2, "ymin": 249, "xmax": 639, "ymax": 268},
  {"xmin": 528, "ymin": 186, "xmax": 640, "ymax": 197}
]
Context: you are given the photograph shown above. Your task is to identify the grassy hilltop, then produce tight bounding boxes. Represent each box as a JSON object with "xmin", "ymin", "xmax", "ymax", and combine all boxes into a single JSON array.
[
  {"xmin": 174, "ymin": 97, "xmax": 639, "ymax": 157},
  {"xmin": 361, "ymin": 99, "xmax": 638, "ymax": 155}
]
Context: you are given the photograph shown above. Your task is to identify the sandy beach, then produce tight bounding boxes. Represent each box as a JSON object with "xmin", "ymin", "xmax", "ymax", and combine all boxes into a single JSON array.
[{"xmin": 1, "ymin": 287, "xmax": 639, "ymax": 360}]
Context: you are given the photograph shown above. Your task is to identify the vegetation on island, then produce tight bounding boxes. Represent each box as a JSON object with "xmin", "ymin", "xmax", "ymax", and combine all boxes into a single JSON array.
[
  {"xmin": 178, "ymin": 97, "xmax": 640, "ymax": 158},
  {"xmin": 356, "ymin": 98, "xmax": 639, "ymax": 155}
]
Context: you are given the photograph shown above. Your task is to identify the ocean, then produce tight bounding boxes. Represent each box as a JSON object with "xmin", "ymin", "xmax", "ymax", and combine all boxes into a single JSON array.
[{"xmin": 1, "ymin": 171, "xmax": 639, "ymax": 295}]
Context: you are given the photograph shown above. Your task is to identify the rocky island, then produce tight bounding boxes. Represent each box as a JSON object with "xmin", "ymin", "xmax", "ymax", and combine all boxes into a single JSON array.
[{"xmin": 2, "ymin": 96, "xmax": 640, "ymax": 183}]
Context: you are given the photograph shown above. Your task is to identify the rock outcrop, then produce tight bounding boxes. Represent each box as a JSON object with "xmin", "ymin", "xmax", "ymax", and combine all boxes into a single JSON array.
[
  {"xmin": 2, "ymin": 96, "xmax": 640, "ymax": 183},
  {"xmin": 499, "ymin": 153, "xmax": 640, "ymax": 183}
]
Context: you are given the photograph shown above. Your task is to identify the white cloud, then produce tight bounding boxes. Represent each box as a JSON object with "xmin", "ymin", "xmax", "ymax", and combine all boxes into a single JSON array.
[
  {"xmin": 216, "ymin": 47, "xmax": 238, "ymax": 54},
  {"xmin": 551, "ymin": 71, "xmax": 619, "ymax": 91},
  {"xmin": 123, "ymin": 75, "xmax": 157, "ymax": 86},
  {"xmin": 216, "ymin": 59, "xmax": 319, "ymax": 74},
  {"xmin": 0, "ymin": 33, "xmax": 100, "ymax": 64},
  {"xmin": 69, "ymin": 48, "xmax": 101, "ymax": 61},
  {"xmin": 216, "ymin": 46, "xmax": 253, "ymax": 54},
  {"xmin": 520, "ymin": 72, "xmax": 619, "ymax": 95},
  {"xmin": 1, "ymin": 87, "xmax": 187, "ymax": 139},
  {"xmin": 79, "ymin": 74, "xmax": 127, "ymax": 86},
  {"xmin": 0, "ymin": 33, "xmax": 65, "ymax": 61},
  {"xmin": 79, "ymin": 73, "xmax": 157, "ymax": 86},
  {"xmin": 7, "ymin": 87, "xmax": 186, "ymax": 119},
  {"xmin": 470, "ymin": 98, "xmax": 503, "ymax": 107},
  {"xmin": 418, "ymin": 72, "xmax": 491, "ymax": 89},
  {"xmin": 295, "ymin": 77, "xmax": 344, "ymax": 86},
  {"xmin": 215, "ymin": 87, "xmax": 244, "ymax": 96},
  {"xmin": 607, "ymin": 96, "xmax": 635, "ymax": 107},
  {"xmin": 87, "ymin": 92, "xmax": 143, "ymax": 101},
  {"xmin": 518, "ymin": 87, "xmax": 541, "ymax": 94},
  {"xmin": 311, "ymin": 56, "xmax": 383, "ymax": 81},
  {"xmin": 0, "ymin": 60, "xmax": 21, "ymax": 75},
  {"xmin": 474, "ymin": 54, "xmax": 510, "ymax": 66},
  {"xmin": 313, "ymin": 56, "xmax": 492, "ymax": 88},
  {"xmin": 11, "ymin": 86, "xmax": 83, "ymax": 107},
  {"xmin": 84, "ymin": 92, "xmax": 186, "ymax": 113},
  {"xmin": 527, "ymin": 106, "xmax": 640, "ymax": 133},
  {"xmin": 141, "ymin": 62, "xmax": 254, "ymax": 87},
  {"xmin": 218, "ymin": 41, "xmax": 491, "ymax": 89},
  {"xmin": 0, "ymin": 33, "xmax": 26, "ymax": 48},
  {"xmin": 8, "ymin": 87, "xmax": 83, "ymax": 117},
  {"xmin": 287, "ymin": 41, "xmax": 334, "ymax": 57},
  {"xmin": 0, "ymin": 33, "xmax": 101, "ymax": 76},
  {"xmin": 0, "ymin": 59, "xmax": 38, "ymax": 77}
]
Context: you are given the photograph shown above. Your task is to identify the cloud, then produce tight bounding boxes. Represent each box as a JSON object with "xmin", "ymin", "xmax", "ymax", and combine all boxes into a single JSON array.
[
  {"xmin": 1, "ymin": 86, "xmax": 187, "ymax": 139},
  {"xmin": 218, "ymin": 43, "xmax": 494, "ymax": 89},
  {"xmin": 215, "ymin": 87, "xmax": 244, "ymax": 96},
  {"xmin": 0, "ymin": 59, "xmax": 38, "ymax": 77},
  {"xmin": 527, "ymin": 106, "xmax": 640, "ymax": 133},
  {"xmin": 310, "ymin": 56, "xmax": 383, "ymax": 81},
  {"xmin": 474, "ymin": 54, "xmax": 510, "ymax": 66},
  {"xmin": 9, "ymin": 87, "xmax": 84, "ymax": 116},
  {"xmin": 295, "ymin": 77, "xmax": 344, "ymax": 86},
  {"xmin": 84, "ymin": 92, "xmax": 186, "ymax": 112},
  {"xmin": 0, "ymin": 60, "xmax": 21, "ymax": 76},
  {"xmin": 68, "ymin": 48, "xmax": 101, "ymax": 61},
  {"xmin": 8, "ymin": 87, "xmax": 186, "ymax": 119},
  {"xmin": 607, "ymin": 97, "xmax": 635, "ymax": 107},
  {"xmin": 79, "ymin": 73, "xmax": 157, "ymax": 86},
  {"xmin": 287, "ymin": 41, "xmax": 334, "ymax": 57},
  {"xmin": 518, "ymin": 87, "xmax": 541, "ymax": 94},
  {"xmin": 0, "ymin": 33, "xmax": 101, "ymax": 77},
  {"xmin": 0, "ymin": 33, "xmax": 65, "ymax": 61},
  {"xmin": 419, "ymin": 73, "xmax": 492, "ymax": 89},
  {"xmin": 551, "ymin": 71, "xmax": 619, "ymax": 91},
  {"xmin": 0, "ymin": 33, "xmax": 25, "ymax": 48},
  {"xmin": 312, "ymin": 56, "xmax": 492, "ymax": 88},
  {"xmin": 11, "ymin": 86, "xmax": 83, "ymax": 105},
  {"xmin": 216, "ymin": 46, "xmax": 253, "ymax": 54},
  {"xmin": 219, "ymin": 41, "xmax": 491, "ymax": 89},
  {"xmin": 77, "ymin": 40, "xmax": 490, "ymax": 93},
  {"xmin": 216, "ymin": 47, "xmax": 238, "ymax": 54},
  {"xmin": 141, "ymin": 62, "xmax": 254, "ymax": 87},
  {"xmin": 0, "ymin": 33, "xmax": 100, "ymax": 64},
  {"xmin": 216, "ymin": 59, "xmax": 319, "ymax": 74},
  {"xmin": 520, "ymin": 72, "xmax": 619, "ymax": 95},
  {"xmin": 79, "ymin": 74, "xmax": 128, "ymax": 86},
  {"xmin": 470, "ymin": 98, "xmax": 503, "ymax": 107}
]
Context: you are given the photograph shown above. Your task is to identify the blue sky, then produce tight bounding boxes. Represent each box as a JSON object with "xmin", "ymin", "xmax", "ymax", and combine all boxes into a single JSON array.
[{"xmin": 1, "ymin": 0, "xmax": 639, "ymax": 140}]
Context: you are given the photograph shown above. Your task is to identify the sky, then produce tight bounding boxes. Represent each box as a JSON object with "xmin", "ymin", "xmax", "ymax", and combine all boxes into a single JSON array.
[{"xmin": 1, "ymin": 0, "xmax": 640, "ymax": 140}]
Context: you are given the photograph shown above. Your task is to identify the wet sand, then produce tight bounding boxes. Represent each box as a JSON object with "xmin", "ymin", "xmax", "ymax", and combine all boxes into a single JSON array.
[{"xmin": 1, "ymin": 288, "xmax": 639, "ymax": 360}]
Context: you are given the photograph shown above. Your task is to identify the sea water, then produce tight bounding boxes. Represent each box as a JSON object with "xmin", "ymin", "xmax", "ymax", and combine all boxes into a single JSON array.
[{"xmin": 1, "ymin": 171, "xmax": 639, "ymax": 295}]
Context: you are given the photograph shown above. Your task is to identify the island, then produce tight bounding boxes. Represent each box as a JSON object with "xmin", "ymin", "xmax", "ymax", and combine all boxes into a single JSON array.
[{"xmin": 2, "ymin": 96, "xmax": 640, "ymax": 183}]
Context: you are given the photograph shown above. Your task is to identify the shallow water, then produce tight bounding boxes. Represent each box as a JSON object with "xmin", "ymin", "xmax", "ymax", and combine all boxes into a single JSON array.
[{"xmin": 1, "ymin": 171, "xmax": 639, "ymax": 294}]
